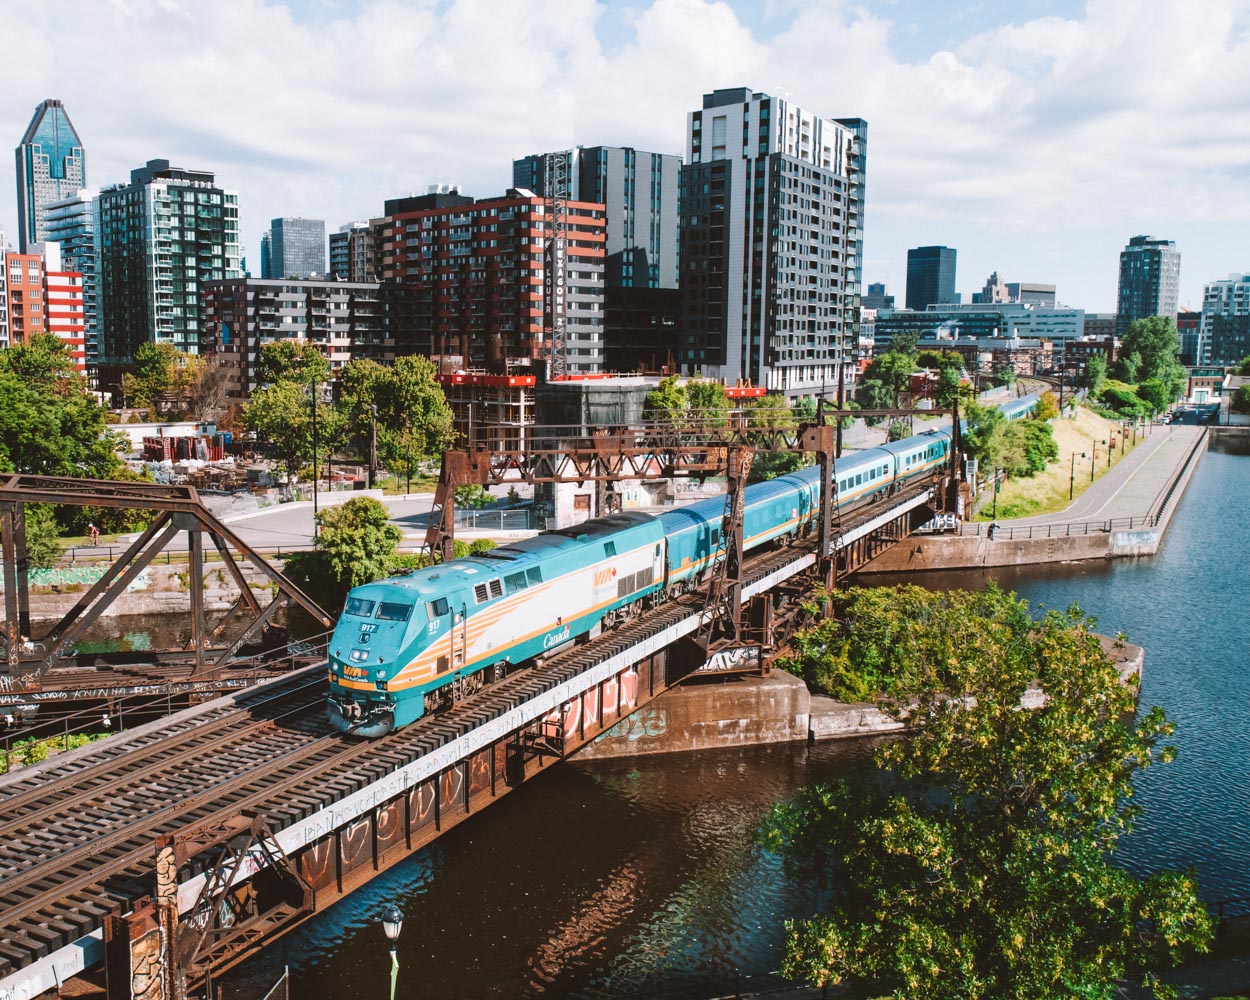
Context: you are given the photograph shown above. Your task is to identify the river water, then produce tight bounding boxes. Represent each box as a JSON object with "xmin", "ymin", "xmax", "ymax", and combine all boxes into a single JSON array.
[{"xmin": 230, "ymin": 440, "xmax": 1250, "ymax": 999}]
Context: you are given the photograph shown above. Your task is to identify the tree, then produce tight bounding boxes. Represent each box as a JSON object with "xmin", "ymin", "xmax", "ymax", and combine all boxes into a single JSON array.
[
  {"xmin": 242, "ymin": 380, "xmax": 342, "ymax": 479},
  {"xmin": 643, "ymin": 376, "xmax": 688, "ymax": 426},
  {"xmin": 991, "ymin": 363, "xmax": 1016, "ymax": 388},
  {"xmin": 1034, "ymin": 390, "xmax": 1059, "ymax": 421},
  {"xmin": 1114, "ymin": 351, "xmax": 1141, "ymax": 384},
  {"xmin": 254, "ymin": 340, "xmax": 330, "ymax": 387},
  {"xmin": 1231, "ymin": 384, "xmax": 1250, "ymax": 414},
  {"xmin": 339, "ymin": 356, "xmax": 455, "ymax": 471},
  {"xmin": 186, "ymin": 355, "xmax": 235, "ymax": 423},
  {"xmin": 0, "ymin": 335, "xmax": 122, "ymax": 477},
  {"xmin": 934, "ymin": 366, "xmax": 962, "ymax": 409},
  {"xmin": 1080, "ymin": 354, "xmax": 1108, "ymax": 396},
  {"xmin": 995, "ymin": 418, "xmax": 1058, "ymax": 477},
  {"xmin": 685, "ymin": 379, "xmax": 730, "ymax": 428},
  {"xmin": 1137, "ymin": 376, "xmax": 1171, "ymax": 414},
  {"xmin": 121, "ymin": 342, "xmax": 179, "ymax": 410},
  {"xmin": 889, "ymin": 329, "xmax": 922, "ymax": 354},
  {"xmin": 765, "ymin": 585, "xmax": 1213, "ymax": 999},
  {"xmin": 747, "ymin": 393, "xmax": 808, "ymax": 482},
  {"xmin": 1119, "ymin": 317, "xmax": 1187, "ymax": 401},
  {"xmin": 282, "ymin": 497, "xmax": 403, "ymax": 610},
  {"xmin": 1237, "ymin": 356, "xmax": 1250, "ymax": 377},
  {"xmin": 960, "ymin": 399, "xmax": 1004, "ymax": 468}
]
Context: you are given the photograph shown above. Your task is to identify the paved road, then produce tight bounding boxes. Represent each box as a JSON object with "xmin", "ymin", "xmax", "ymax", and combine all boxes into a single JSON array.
[{"xmin": 981, "ymin": 423, "xmax": 1205, "ymax": 531}]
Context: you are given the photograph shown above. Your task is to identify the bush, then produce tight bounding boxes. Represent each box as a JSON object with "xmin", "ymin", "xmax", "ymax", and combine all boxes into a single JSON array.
[
  {"xmin": 1034, "ymin": 391, "xmax": 1059, "ymax": 421},
  {"xmin": 1232, "ymin": 385, "xmax": 1250, "ymax": 415}
]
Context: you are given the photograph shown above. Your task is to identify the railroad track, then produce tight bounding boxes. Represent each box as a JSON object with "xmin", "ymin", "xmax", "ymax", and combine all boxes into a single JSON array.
[{"xmin": 0, "ymin": 492, "xmax": 923, "ymax": 981}]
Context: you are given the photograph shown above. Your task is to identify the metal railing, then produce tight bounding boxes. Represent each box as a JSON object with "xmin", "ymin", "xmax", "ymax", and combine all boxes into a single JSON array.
[{"xmin": 957, "ymin": 515, "xmax": 1158, "ymax": 541}]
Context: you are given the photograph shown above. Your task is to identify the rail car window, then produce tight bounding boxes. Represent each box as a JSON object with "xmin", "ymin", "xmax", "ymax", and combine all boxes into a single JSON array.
[
  {"xmin": 505, "ymin": 572, "xmax": 528, "ymax": 593},
  {"xmin": 711, "ymin": 527, "xmax": 720, "ymax": 545},
  {"xmin": 375, "ymin": 602, "xmax": 412, "ymax": 622},
  {"xmin": 527, "ymin": 567, "xmax": 542, "ymax": 585},
  {"xmin": 344, "ymin": 597, "xmax": 375, "ymax": 617},
  {"xmin": 855, "ymin": 474, "xmax": 862, "ymax": 485},
  {"xmin": 427, "ymin": 597, "xmax": 449, "ymax": 617},
  {"xmin": 604, "ymin": 541, "xmax": 617, "ymax": 557}
]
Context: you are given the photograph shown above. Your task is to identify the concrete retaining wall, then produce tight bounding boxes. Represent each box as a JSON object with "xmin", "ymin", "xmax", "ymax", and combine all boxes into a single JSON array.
[{"xmin": 582, "ymin": 636, "xmax": 1144, "ymax": 758}]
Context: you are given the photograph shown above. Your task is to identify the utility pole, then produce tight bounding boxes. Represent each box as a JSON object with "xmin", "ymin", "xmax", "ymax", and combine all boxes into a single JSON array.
[
  {"xmin": 310, "ymin": 374, "xmax": 319, "ymax": 538},
  {"xmin": 368, "ymin": 403, "xmax": 378, "ymax": 489}
]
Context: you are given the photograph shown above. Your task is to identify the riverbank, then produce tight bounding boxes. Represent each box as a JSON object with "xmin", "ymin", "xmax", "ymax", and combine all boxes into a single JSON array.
[
  {"xmin": 579, "ymin": 635, "xmax": 1144, "ymax": 759},
  {"xmin": 859, "ymin": 423, "xmax": 1207, "ymax": 574}
]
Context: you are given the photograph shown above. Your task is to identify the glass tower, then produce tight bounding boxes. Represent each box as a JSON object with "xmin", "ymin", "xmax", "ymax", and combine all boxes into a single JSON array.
[
  {"xmin": 906, "ymin": 246, "xmax": 958, "ymax": 311},
  {"xmin": 15, "ymin": 99, "xmax": 87, "ymax": 253},
  {"xmin": 1116, "ymin": 235, "xmax": 1180, "ymax": 336},
  {"xmin": 268, "ymin": 217, "xmax": 326, "ymax": 279}
]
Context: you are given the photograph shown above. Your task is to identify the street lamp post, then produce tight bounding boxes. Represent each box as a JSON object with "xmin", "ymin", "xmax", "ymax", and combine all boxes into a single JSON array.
[
  {"xmin": 1070, "ymin": 452, "xmax": 1085, "ymax": 500},
  {"xmin": 1090, "ymin": 448, "xmax": 1096, "ymax": 482},
  {"xmin": 992, "ymin": 467, "xmax": 1000, "ymax": 521},
  {"xmin": 1107, "ymin": 436, "xmax": 1114, "ymax": 467},
  {"xmin": 382, "ymin": 904, "xmax": 403, "ymax": 1000}
]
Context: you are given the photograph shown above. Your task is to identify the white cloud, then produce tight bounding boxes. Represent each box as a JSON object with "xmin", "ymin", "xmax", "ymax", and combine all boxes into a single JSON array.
[{"xmin": 2, "ymin": 0, "xmax": 1250, "ymax": 308}]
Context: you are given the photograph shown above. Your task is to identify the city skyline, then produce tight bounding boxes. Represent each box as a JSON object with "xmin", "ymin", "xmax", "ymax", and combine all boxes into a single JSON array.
[{"xmin": 2, "ymin": 0, "xmax": 1249, "ymax": 314}]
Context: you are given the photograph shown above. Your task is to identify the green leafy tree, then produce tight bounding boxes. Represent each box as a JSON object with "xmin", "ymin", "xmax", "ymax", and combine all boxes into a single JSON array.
[
  {"xmin": 1237, "ymin": 356, "xmax": 1250, "ymax": 377},
  {"xmin": 1114, "ymin": 350, "xmax": 1142, "ymax": 384},
  {"xmin": 255, "ymin": 340, "xmax": 330, "ymax": 387},
  {"xmin": 991, "ymin": 363, "xmax": 1017, "ymax": 387},
  {"xmin": 121, "ymin": 342, "xmax": 179, "ymax": 409},
  {"xmin": 243, "ymin": 380, "xmax": 343, "ymax": 480},
  {"xmin": 685, "ymin": 379, "xmax": 730, "ymax": 427},
  {"xmin": 994, "ymin": 418, "xmax": 1058, "ymax": 477},
  {"xmin": 1137, "ymin": 376, "xmax": 1171, "ymax": 414},
  {"xmin": 934, "ymin": 366, "xmax": 963, "ymax": 408},
  {"xmin": 960, "ymin": 399, "xmax": 1004, "ymax": 468},
  {"xmin": 0, "ymin": 335, "xmax": 122, "ymax": 477},
  {"xmin": 1231, "ymin": 384, "xmax": 1250, "ymax": 414},
  {"xmin": 1121, "ymin": 316, "xmax": 1185, "ymax": 386},
  {"xmin": 339, "ymin": 356, "xmax": 455, "ymax": 472},
  {"xmin": 1081, "ymin": 354, "xmax": 1108, "ymax": 396},
  {"xmin": 8, "ymin": 504, "xmax": 62, "ymax": 570},
  {"xmin": 282, "ymin": 497, "xmax": 403, "ymax": 610},
  {"xmin": 765, "ymin": 585, "xmax": 1213, "ymax": 999},
  {"xmin": 888, "ymin": 329, "xmax": 922, "ymax": 354},
  {"xmin": 643, "ymin": 376, "xmax": 688, "ymax": 426}
]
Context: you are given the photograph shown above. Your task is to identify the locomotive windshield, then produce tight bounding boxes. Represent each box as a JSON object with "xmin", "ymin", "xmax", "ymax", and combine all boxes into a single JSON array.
[
  {"xmin": 344, "ymin": 597, "xmax": 375, "ymax": 617},
  {"xmin": 375, "ymin": 602, "xmax": 413, "ymax": 622}
]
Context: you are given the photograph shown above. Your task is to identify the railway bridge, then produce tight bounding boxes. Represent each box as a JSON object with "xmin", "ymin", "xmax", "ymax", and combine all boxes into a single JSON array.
[{"xmin": 0, "ymin": 413, "xmax": 958, "ymax": 1000}]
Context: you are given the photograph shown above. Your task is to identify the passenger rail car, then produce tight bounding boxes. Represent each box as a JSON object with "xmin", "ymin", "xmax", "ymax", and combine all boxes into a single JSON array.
[{"xmin": 327, "ymin": 393, "xmax": 1039, "ymax": 735}]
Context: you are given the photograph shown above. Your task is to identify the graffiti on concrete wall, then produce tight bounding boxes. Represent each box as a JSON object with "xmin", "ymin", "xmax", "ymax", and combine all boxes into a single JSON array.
[
  {"xmin": 593, "ymin": 705, "xmax": 668, "ymax": 745},
  {"xmin": 0, "ymin": 564, "xmax": 152, "ymax": 593}
]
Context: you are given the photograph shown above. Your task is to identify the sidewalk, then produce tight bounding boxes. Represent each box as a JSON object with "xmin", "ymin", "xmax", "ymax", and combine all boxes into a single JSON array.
[{"xmin": 981, "ymin": 424, "xmax": 1205, "ymax": 530}]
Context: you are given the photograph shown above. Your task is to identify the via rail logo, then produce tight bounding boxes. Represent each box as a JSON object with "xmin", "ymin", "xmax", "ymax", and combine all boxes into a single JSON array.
[{"xmin": 542, "ymin": 624, "xmax": 572, "ymax": 650}]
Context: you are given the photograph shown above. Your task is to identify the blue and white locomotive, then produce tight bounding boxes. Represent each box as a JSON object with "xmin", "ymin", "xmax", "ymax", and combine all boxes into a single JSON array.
[{"xmin": 327, "ymin": 394, "xmax": 1039, "ymax": 736}]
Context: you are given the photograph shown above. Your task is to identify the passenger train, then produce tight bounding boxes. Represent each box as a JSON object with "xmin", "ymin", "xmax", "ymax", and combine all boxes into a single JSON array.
[{"xmin": 327, "ymin": 393, "xmax": 1040, "ymax": 736}]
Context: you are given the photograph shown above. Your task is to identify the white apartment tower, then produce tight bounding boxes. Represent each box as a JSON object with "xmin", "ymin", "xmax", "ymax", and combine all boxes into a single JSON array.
[{"xmin": 680, "ymin": 87, "xmax": 866, "ymax": 396}]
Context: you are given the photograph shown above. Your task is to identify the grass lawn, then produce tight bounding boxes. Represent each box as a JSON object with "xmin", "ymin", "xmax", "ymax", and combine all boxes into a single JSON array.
[{"xmin": 976, "ymin": 406, "xmax": 1144, "ymax": 521}]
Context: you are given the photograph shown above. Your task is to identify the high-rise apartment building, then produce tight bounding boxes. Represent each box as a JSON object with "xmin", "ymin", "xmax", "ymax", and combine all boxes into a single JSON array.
[
  {"xmin": 44, "ymin": 188, "xmax": 100, "ymax": 371},
  {"xmin": 203, "ymin": 277, "xmax": 383, "ymax": 398},
  {"xmin": 15, "ymin": 99, "xmax": 86, "ymax": 253},
  {"xmin": 680, "ymin": 87, "xmax": 866, "ymax": 394},
  {"xmin": 1116, "ymin": 235, "xmax": 1180, "ymax": 336},
  {"xmin": 3, "ymin": 245, "xmax": 85, "ymax": 369},
  {"xmin": 515, "ymin": 146, "xmax": 681, "ymax": 372},
  {"xmin": 267, "ymin": 217, "xmax": 326, "ymax": 279},
  {"xmin": 906, "ymin": 246, "xmax": 957, "ymax": 311},
  {"xmin": 258, "ymin": 231, "xmax": 272, "ymax": 279},
  {"xmin": 1200, "ymin": 273, "xmax": 1250, "ymax": 366},
  {"xmin": 376, "ymin": 189, "xmax": 607, "ymax": 373},
  {"xmin": 329, "ymin": 222, "xmax": 375, "ymax": 282},
  {"xmin": 97, "ymin": 160, "xmax": 240, "ymax": 373}
]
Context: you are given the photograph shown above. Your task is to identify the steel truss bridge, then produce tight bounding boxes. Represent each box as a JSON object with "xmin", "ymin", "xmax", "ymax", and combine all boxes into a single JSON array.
[{"xmin": 0, "ymin": 408, "xmax": 960, "ymax": 1000}]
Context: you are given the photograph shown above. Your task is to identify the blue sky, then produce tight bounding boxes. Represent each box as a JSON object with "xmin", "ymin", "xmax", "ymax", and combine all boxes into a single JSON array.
[{"xmin": 4, "ymin": 0, "xmax": 1250, "ymax": 314}]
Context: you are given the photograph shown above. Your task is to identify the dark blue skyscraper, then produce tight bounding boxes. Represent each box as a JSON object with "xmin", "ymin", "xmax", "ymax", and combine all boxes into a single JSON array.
[
  {"xmin": 15, "ymin": 99, "xmax": 86, "ymax": 252},
  {"xmin": 906, "ymin": 245, "xmax": 957, "ymax": 311}
]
